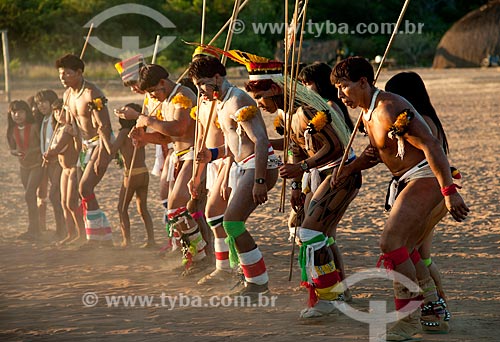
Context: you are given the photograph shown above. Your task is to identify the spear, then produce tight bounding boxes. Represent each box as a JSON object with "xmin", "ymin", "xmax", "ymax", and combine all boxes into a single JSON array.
[
  {"xmin": 335, "ymin": 0, "xmax": 412, "ymax": 179},
  {"xmin": 175, "ymin": 0, "xmax": 250, "ymax": 83},
  {"xmin": 284, "ymin": 0, "xmax": 310, "ymax": 281}
]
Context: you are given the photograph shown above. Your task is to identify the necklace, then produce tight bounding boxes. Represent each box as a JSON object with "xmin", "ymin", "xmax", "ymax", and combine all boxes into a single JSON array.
[
  {"xmin": 363, "ymin": 88, "xmax": 380, "ymax": 122},
  {"xmin": 73, "ymin": 79, "xmax": 86, "ymax": 99},
  {"xmin": 216, "ymin": 85, "xmax": 235, "ymax": 112}
]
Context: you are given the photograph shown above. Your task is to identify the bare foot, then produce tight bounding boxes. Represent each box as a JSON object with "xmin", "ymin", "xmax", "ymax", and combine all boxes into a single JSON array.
[
  {"xmin": 120, "ymin": 240, "xmax": 131, "ymax": 249},
  {"xmin": 140, "ymin": 240, "xmax": 157, "ymax": 249},
  {"xmin": 68, "ymin": 235, "xmax": 87, "ymax": 246},
  {"xmin": 57, "ymin": 235, "xmax": 76, "ymax": 246}
]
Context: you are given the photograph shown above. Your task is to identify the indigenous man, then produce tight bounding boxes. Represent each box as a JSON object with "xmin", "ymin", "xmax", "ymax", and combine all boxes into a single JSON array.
[
  {"xmin": 130, "ymin": 64, "xmax": 209, "ymax": 273},
  {"xmin": 56, "ymin": 54, "xmax": 113, "ymax": 247},
  {"xmin": 240, "ymin": 52, "xmax": 360, "ymax": 318},
  {"xmin": 332, "ymin": 56, "xmax": 469, "ymax": 340},
  {"xmin": 188, "ymin": 56, "xmax": 280, "ymax": 299},
  {"xmin": 187, "ymin": 48, "xmax": 235, "ymax": 285}
]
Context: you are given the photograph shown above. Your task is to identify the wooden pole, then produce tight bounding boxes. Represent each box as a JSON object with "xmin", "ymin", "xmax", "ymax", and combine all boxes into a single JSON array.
[
  {"xmin": 152, "ymin": 35, "xmax": 161, "ymax": 64},
  {"xmin": 1, "ymin": 30, "xmax": 10, "ymax": 103},
  {"xmin": 201, "ymin": 0, "xmax": 207, "ymax": 45},
  {"xmin": 335, "ymin": 0, "xmax": 412, "ymax": 179},
  {"xmin": 279, "ymin": 0, "xmax": 300, "ymax": 213},
  {"xmin": 286, "ymin": 0, "xmax": 310, "ymax": 282},
  {"xmin": 221, "ymin": 0, "xmax": 240, "ymax": 66},
  {"xmin": 175, "ymin": 0, "xmax": 250, "ymax": 83},
  {"xmin": 80, "ymin": 23, "xmax": 94, "ymax": 60}
]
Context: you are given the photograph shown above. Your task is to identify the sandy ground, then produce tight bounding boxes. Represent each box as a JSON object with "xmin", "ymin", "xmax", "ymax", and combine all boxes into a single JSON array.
[{"xmin": 0, "ymin": 67, "xmax": 499, "ymax": 341}]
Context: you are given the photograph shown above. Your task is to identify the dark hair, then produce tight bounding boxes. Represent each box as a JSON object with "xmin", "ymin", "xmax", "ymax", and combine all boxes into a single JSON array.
[
  {"xmin": 119, "ymin": 103, "xmax": 141, "ymax": 129},
  {"xmin": 52, "ymin": 98, "xmax": 64, "ymax": 111},
  {"xmin": 138, "ymin": 64, "xmax": 169, "ymax": 91},
  {"xmin": 123, "ymin": 79, "xmax": 138, "ymax": 88},
  {"xmin": 244, "ymin": 79, "xmax": 276, "ymax": 92},
  {"xmin": 385, "ymin": 72, "xmax": 449, "ymax": 154},
  {"xmin": 331, "ymin": 56, "xmax": 374, "ymax": 85},
  {"xmin": 7, "ymin": 100, "xmax": 36, "ymax": 150},
  {"xmin": 179, "ymin": 77, "xmax": 198, "ymax": 95},
  {"xmin": 55, "ymin": 54, "xmax": 85, "ymax": 73},
  {"xmin": 188, "ymin": 56, "xmax": 227, "ymax": 80},
  {"xmin": 34, "ymin": 89, "xmax": 58, "ymax": 106},
  {"xmin": 299, "ymin": 62, "xmax": 353, "ymax": 132},
  {"xmin": 26, "ymin": 95, "xmax": 43, "ymax": 124}
]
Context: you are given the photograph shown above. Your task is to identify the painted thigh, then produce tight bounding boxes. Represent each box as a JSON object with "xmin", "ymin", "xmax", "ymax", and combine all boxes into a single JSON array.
[{"xmin": 302, "ymin": 173, "xmax": 359, "ymax": 235}]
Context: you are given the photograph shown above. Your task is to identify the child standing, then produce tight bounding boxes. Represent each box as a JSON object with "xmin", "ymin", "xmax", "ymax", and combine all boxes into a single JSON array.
[
  {"xmin": 35, "ymin": 89, "xmax": 66, "ymax": 238},
  {"xmin": 7, "ymin": 100, "xmax": 43, "ymax": 240},
  {"xmin": 43, "ymin": 99, "xmax": 85, "ymax": 245},
  {"xmin": 106, "ymin": 103, "xmax": 155, "ymax": 248}
]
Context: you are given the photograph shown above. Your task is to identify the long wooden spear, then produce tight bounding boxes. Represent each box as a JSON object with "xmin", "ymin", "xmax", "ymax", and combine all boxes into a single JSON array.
[
  {"xmin": 191, "ymin": 0, "xmax": 207, "ymax": 180},
  {"xmin": 175, "ymin": 0, "xmax": 250, "ymax": 83},
  {"xmin": 335, "ymin": 0, "xmax": 411, "ymax": 179},
  {"xmin": 42, "ymin": 23, "xmax": 94, "ymax": 168},
  {"xmin": 279, "ymin": 0, "xmax": 299, "ymax": 213},
  {"xmin": 192, "ymin": 0, "xmax": 241, "ymax": 180},
  {"xmin": 280, "ymin": 0, "xmax": 309, "ymax": 213},
  {"xmin": 284, "ymin": 0, "xmax": 310, "ymax": 281},
  {"xmin": 191, "ymin": 0, "xmax": 207, "ymax": 182}
]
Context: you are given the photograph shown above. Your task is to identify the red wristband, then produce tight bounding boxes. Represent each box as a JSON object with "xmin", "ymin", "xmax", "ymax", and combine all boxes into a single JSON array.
[{"xmin": 441, "ymin": 183, "xmax": 461, "ymax": 196}]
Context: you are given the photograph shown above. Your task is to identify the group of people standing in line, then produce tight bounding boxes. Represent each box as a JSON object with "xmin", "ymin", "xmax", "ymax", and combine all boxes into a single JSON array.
[{"xmin": 7, "ymin": 46, "xmax": 468, "ymax": 341}]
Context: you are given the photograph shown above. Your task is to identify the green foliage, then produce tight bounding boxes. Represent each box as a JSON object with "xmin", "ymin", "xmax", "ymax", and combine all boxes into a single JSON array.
[{"xmin": 0, "ymin": 0, "xmax": 489, "ymax": 71}]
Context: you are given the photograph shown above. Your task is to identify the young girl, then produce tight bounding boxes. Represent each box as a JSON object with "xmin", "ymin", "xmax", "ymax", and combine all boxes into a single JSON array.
[
  {"xmin": 7, "ymin": 100, "xmax": 43, "ymax": 240},
  {"xmin": 106, "ymin": 103, "xmax": 155, "ymax": 248},
  {"xmin": 35, "ymin": 89, "xmax": 66, "ymax": 237},
  {"xmin": 43, "ymin": 99, "xmax": 85, "ymax": 245}
]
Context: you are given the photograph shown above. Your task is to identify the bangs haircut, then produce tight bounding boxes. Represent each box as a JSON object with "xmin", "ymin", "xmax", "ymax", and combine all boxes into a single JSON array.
[
  {"xmin": 34, "ymin": 89, "xmax": 58, "ymax": 105},
  {"xmin": 138, "ymin": 64, "xmax": 170, "ymax": 91},
  {"xmin": 55, "ymin": 54, "xmax": 85, "ymax": 72},
  {"xmin": 8, "ymin": 100, "xmax": 35, "ymax": 123},
  {"xmin": 119, "ymin": 102, "xmax": 141, "ymax": 129},
  {"xmin": 331, "ymin": 56, "xmax": 374, "ymax": 85},
  {"xmin": 188, "ymin": 56, "xmax": 227, "ymax": 80}
]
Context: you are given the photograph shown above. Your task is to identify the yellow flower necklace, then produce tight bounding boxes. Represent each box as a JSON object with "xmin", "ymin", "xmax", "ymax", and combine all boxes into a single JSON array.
[{"xmin": 171, "ymin": 93, "xmax": 193, "ymax": 109}]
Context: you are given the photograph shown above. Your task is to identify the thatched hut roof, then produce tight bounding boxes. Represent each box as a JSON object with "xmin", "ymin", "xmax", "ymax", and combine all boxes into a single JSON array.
[{"xmin": 433, "ymin": 1, "xmax": 500, "ymax": 68}]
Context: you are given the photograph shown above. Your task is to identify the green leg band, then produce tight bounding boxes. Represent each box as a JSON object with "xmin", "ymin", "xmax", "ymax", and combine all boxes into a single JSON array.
[
  {"xmin": 423, "ymin": 257, "xmax": 432, "ymax": 267},
  {"xmin": 223, "ymin": 221, "xmax": 246, "ymax": 268},
  {"xmin": 165, "ymin": 222, "xmax": 171, "ymax": 237},
  {"xmin": 298, "ymin": 233, "xmax": 328, "ymax": 282}
]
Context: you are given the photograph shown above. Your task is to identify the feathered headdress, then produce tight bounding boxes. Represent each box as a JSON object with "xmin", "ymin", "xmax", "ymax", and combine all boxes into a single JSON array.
[
  {"xmin": 114, "ymin": 54, "xmax": 144, "ymax": 84},
  {"xmin": 185, "ymin": 42, "xmax": 282, "ymax": 80},
  {"xmin": 192, "ymin": 46, "xmax": 221, "ymax": 60}
]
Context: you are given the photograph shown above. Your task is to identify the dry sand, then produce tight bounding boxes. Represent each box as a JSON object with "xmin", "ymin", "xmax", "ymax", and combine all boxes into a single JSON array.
[{"xmin": 0, "ymin": 67, "xmax": 499, "ymax": 341}]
